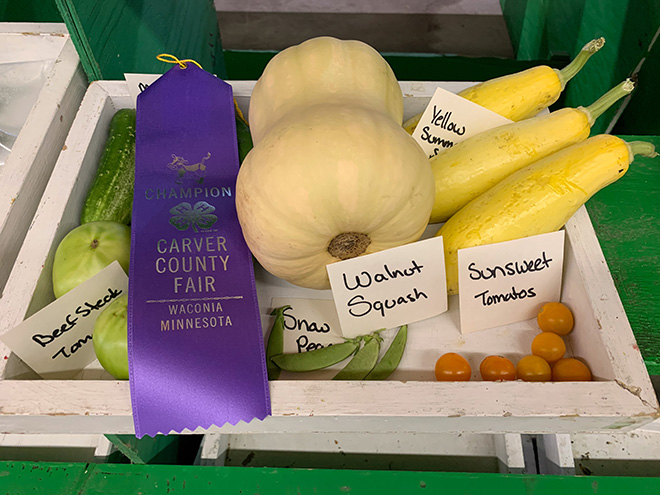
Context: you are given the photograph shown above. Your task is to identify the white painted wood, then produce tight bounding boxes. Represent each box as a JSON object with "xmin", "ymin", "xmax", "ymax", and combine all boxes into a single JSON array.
[
  {"xmin": 0, "ymin": 433, "xmax": 107, "ymax": 463},
  {"xmin": 538, "ymin": 434, "xmax": 575, "ymax": 474},
  {"xmin": 0, "ymin": 23, "xmax": 69, "ymax": 61},
  {"xmin": 0, "ymin": 81, "xmax": 657, "ymax": 435},
  {"xmin": 197, "ymin": 434, "xmax": 230, "ymax": 466},
  {"xmin": 0, "ymin": 23, "xmax": 69, "ymax": 35},
  {"xmin": 222, "ymin": 432, "xmax": 518, "ymax": 471},
  {"xmin": 637, "ymin": 417, "xmax": 660, "ymax": 434},
  {"xmin": 572, "ymin": 430, "xmax": 660, "ymax": 461},
  {"xmin": 0, "ymin": 379, "xmax": 656, "ymax": 434},
  {"xmin": 225, "ymin": 432, "xmax": 498, "ymax": 456},
  {"xmin": 494, "ymin": 433, "xmax": 526, "ymax": 473},
  {"xmin": 571, "ymin": 430, "xmax": 660, "ymax": 476},
  {"xmin": 0, "ymin": 82, "xmax": 124, "ymax": 381},
  {"xmin": 0, "ymin": 433, "xmax": 100, "ymax": 449},
  {"xmin": 563, "ymin": 207, "xmax": 657, "ymax": 409},
  {"xmin": 93, "ymin": 435, "xmax": 116, "ymax": 461},
  {"xmin": 222, "ymin": 432, "xmax": 517, "ymax": 470},
  {"xmin": 214, "ymin": 0, "xmax": 503, "ymax": 15},
  {"xmin": 0, "ymin": 24, "xmax": 86, "ymax": 299}
]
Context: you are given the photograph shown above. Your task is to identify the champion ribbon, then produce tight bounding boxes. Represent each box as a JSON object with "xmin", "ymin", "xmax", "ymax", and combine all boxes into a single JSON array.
[{"xmin": 128, "ymin": 64, "xmax": 270, "ymax": 437}]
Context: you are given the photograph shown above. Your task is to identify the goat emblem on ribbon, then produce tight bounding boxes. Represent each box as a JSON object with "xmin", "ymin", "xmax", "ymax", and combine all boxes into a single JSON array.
[{"xmin": 168, "ymin": 152, "xmax": 211, "ymax": 184}]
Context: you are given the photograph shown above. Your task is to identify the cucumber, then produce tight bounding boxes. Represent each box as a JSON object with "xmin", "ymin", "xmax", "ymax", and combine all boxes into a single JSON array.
[
  {"xmin": 81, "ymin": 108, "xmax": 136, "ymax": 225},
  {"xmin": 82, "ymin": 107, "xmax": 250, "ymax": 226}
]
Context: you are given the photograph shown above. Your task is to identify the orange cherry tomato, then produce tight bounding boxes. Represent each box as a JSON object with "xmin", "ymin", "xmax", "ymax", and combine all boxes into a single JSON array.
[
  {"xmin": 531, "ymin": 332, "xmax": 566, "ymax": 364},
  {"xmin": 552, "ymin": 358, "xmax": 592, "ymax": 382},
  {"xmin": 516, "ymin": 355, "xmax": 552, "ymax": 382},
  {"xmin": 479, "ymin": 355, "xmax": 516, "ymax": 381},
  {"xmin": 435, "ymin": 353, "xmax": 471, "ymax": 381},
  {"xmin": 537, "ymin": 302, "xmax": 574, "ymax": 335}
]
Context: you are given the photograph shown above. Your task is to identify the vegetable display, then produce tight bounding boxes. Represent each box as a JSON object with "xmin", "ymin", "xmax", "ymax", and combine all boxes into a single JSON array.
[
  {"xmin": 248, "ymin": 36, "xmax": 405, "ymax": 144},
  {"xmin": 428, "ymin": 79, "xmax": 634, "ymax": 223},
  {"xmin": 434, "ymin": 352, "xmax": 472, "ymax": 381},
  {"xmin": 365, "ymin": 324, "xmax": 408, "ymax": 380},
  {"xmin": 37, "ymin": 34, "xmax": 653, "ymax": 389},
  {"xmin": 80, "ymin": 105, "xmax": 252, "ymax": 226},
  {"xmin": 435, "ymin": 302, "xmax": 591, "ymax": 382},
  {"xmin": 479, "ymin": 356, "xmax": 516, "ymax": 381},
  {"xmin": 265, "ymin": 306, "xmax": 289, "ymax": 380},
  {"xmin": 531, "ymin": 332, "xmax": 566, "ymax": 364},
  {"xmin": 236, "ymin": 36, "xmax": 434, "ymax": 290},
  {"xmin": 403, "ymin": 37, "xmax": 605, "ymax": 134},
  {"xmin": 537, "ymin": 302, "xmax": 574, "ymax": 335},
  {"xmin": 271, "ymin": 340, "xmax": 360, "ymax": 372},
  {"xmin": 437, "ymin": 136, "xmax": 657, "ymax": 295},
  {"xmin": 52, "ymin": 221, "xmax": 131, "ymax": 298},
  {"xmin": 332, "ymin": 335, "xmax": 381, "ymax": 380},
  {"xmin": 267, "ymin": 322, "xmax": 407, "ymax": 380},
  {"xmin": 92, "ymin": 294, "xmax": 129, "ymax": 380},
  {"xmin": 516, "ymin": 355, "xmax": 552, "ymax": 382},
  {"xmin": 81, "ymin": 109, "xmax": 136, "ymax": 225},
  {"xmin": 552, "ymin": 358, "xmax": 592, "ymax": 381}
]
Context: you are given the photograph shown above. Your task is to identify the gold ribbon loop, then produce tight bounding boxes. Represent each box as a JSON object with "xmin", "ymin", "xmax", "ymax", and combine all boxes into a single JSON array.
[{"xmin": 156, "ymin": 53, "xmax": 203, "ymax": 70}]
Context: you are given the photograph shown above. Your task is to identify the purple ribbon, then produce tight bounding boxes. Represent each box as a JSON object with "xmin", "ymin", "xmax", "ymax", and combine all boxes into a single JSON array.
[{"xmin": 128, "ymin": 65, "xmax": 270, "ymax": 437}]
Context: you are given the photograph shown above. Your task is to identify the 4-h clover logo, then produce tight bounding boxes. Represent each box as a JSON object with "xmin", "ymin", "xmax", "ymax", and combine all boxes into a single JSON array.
[{"xmin": 169, "ymin": 201, "xmax": 218, "ymax": 232}]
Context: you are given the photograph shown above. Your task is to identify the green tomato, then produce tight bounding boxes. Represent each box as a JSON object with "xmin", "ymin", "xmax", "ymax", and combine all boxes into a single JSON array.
[
  {"xmin": 52, "ymin": 221, "xmax": 130, "ymax": 298},
  {"xmin": 93, "ymin": 294, "xmax": 129, "ymax": 379}
]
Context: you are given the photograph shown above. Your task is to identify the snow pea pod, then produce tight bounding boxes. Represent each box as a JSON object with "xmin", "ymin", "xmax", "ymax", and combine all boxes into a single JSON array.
[
  {"xmin": 265, "ymin": 305, "xmax": 290, "ymax": 380},
  {"xmin": 333, "ymin": 336, "xmax": 381, "ymax": 381},
  {"xmin": 271, "ymin": 340, "xmax": 359, "ymax": 372},
  {"xmin": 365, "ymin": 325, "xmax": 408, "ymax": 380}
]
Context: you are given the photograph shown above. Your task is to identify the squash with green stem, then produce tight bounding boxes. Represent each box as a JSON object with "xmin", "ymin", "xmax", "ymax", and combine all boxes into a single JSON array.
[
  {"xmin": 403, "ymin": 37, "xmax": 605, "ymax": 134},
  {"xmin": 437, "ymin": 136, "xmax": 657, "ymax": 294},
  {"xmin": 429, "ymin": 79, "xmax": 634, "ymax": 224}
]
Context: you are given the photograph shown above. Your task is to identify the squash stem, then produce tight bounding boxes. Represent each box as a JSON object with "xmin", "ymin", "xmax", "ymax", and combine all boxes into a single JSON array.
[
  {"xmin": 557, "ymin": 37, "xmax": 605, "ymax": 89},
  {"xmin": 581, "ymin": 79, "xmax": 635, "ymax": 126},
  {"xmin": 328, "ymin": 232, "xmax": 371, "ymax": 260},
  {"xmin": 627, "ymin": 140, "xmax": 658, "ymax": 158}
]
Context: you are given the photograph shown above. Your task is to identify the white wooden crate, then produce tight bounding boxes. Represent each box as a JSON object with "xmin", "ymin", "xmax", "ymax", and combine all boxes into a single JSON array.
[
  {"xmin": 0, "ymin": 23, "xmax": 87, "ymax": 297},
  {"xmin": 569, "ymin": 430, "xmax": 660, "ymax": 476},
  {"xmin": 0, "ymin": 434, "xmax": 114, "ymax": 463},
  {"xmin": 198, "ymin": 432, "xmax": 528, "ymax": 473},
  {"xmin": 0, "ymin": 80, "xmax": 657, "ymax": 435},
  {"xmin": 535, "ymin": 418, "xmax": 660, "ymax": 475}
]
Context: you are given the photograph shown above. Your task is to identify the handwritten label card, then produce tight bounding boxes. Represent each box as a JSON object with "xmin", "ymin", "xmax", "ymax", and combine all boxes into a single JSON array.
[
  {"xmin": 327, "ymin": 237, "xmax": 447, "ymax": 338},
  {"xmin": 271, "ymin": 298, "xmax": 345, "ymax": 353},
  {"xmin": 411, "ymin": 87, "xmax": 512, "ymax": 159},
  {"xmin": 457, "ymin": 231, "xmax": 565, "ymax": 334},
  {"xmin": 1, "ymin": 262, "xmax": 128, "ymax": 378}
]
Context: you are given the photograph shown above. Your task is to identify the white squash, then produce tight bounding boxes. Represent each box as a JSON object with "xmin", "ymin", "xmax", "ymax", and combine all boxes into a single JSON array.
[
  {"xmin": 237, "ymin": 37, "xmax": 434, "ymax": 290},
  {"xmin": 248, "ymin": 36, "xmax": 404, "ymax": 145}
]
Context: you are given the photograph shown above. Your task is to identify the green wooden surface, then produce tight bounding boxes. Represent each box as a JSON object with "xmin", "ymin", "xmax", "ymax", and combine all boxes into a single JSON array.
[
  {"xmin": 3, "ymin": 462, "xmax": 660, "ymax": 494},
  {"xmin": 613, "ymin": 30, "xmax": 660, "ymax": 135},
  {"xmin": 224, "ymin": 49, "xmax": 565, "ymax": 82},
  {"xmin": 586, "ymin": 136, "xmax": 660, "ymax": 374},
  {"xmin": 103, "ymin": 434, "xmax": 179, "ymax": 465},
  {"xmin": 501, "ymin": 0, "xmax": 660, "ymax": 135},
  {"xmin": 0, "ymin": 0, "xmax": 61, "ymax": 22},
  {"xmin": 54, "ymin": 0, "xmax": 226, "ymax": 81}
]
